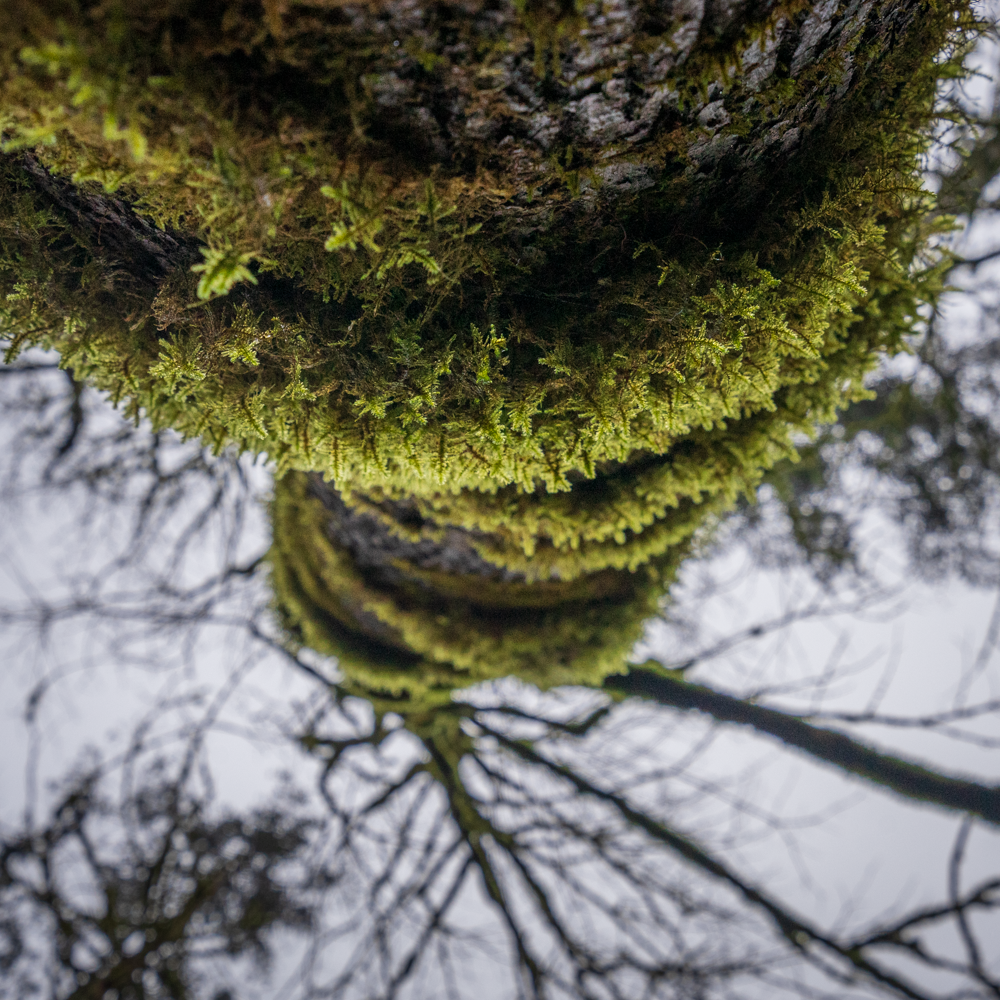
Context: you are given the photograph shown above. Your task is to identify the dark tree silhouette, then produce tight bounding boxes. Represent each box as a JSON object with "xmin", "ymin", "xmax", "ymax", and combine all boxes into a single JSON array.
[{"xmin": 0, "ymin": 352, "xmax": 998, "ymax": 1000}]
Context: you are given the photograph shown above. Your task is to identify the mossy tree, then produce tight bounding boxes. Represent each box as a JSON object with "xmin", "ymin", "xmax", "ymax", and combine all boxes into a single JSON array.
[{"xmin": 0, "ymin": 0, "xmax": 982, "ymax": 702}]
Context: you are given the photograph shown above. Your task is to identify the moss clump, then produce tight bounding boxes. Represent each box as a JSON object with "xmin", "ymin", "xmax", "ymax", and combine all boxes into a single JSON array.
[
  {"xmin": 270, "ymin": 470, "xmax": 688, "ymax": 708},
  {"xmin": 0, "ymin": 0, "xmax": 969, "ymax": 498}
]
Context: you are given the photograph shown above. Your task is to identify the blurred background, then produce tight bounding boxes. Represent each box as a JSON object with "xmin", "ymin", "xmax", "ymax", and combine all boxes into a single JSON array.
[{"xmin": 1, "ymin": 16, "xmax": 999, "ymax": 1000}]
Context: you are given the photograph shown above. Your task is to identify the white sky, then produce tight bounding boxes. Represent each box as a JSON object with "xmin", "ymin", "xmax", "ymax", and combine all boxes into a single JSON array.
[{"xmin": 1, "ymin": 18, "xmax": 999, "ymax": 996}]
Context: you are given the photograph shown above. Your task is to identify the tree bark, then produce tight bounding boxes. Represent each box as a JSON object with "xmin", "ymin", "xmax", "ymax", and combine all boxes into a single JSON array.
[
  {"xmin": 16, "ymin": 155, "xmax": 199, "ymax": 286},
  {"xmin": 10, "ymin": 0, "xmax": 934, "ymax": 254}
]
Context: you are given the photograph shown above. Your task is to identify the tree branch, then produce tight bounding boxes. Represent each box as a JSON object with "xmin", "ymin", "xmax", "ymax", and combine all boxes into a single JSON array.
[{"xmin": 604, "ymin": 667, "xmax": 1000, "ymax": 825}]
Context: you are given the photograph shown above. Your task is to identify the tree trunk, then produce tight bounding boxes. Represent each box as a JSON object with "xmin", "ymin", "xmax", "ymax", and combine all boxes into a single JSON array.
[{"xmin": 0, "ymin": 0, "xmax": 971, "ymax": 701}]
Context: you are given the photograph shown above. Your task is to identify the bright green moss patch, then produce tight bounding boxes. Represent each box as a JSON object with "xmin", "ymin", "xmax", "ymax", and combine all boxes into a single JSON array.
[
  {"xmin": 0, "ymin": 156, "xmax": 953, "ymax": 495},
  {"xmin": 0, "ymin": 0, "xmax": 970, "ymax": 496}
]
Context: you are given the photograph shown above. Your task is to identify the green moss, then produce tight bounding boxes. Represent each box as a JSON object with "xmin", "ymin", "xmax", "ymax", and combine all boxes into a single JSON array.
[
  {"xmin": 0, "ymin": 0, "xmax": 970, "ymax": 494},
  {"xmin": 0, "ymin": 161, "xmax": 952, "ymax": 492},
  {"xmin": 269, "ymin": 470, "xmax": 685, "ymax": 709},
  {"xmin": 0, "ymin": 0, "xmax": 977, "ymax": 696}
]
